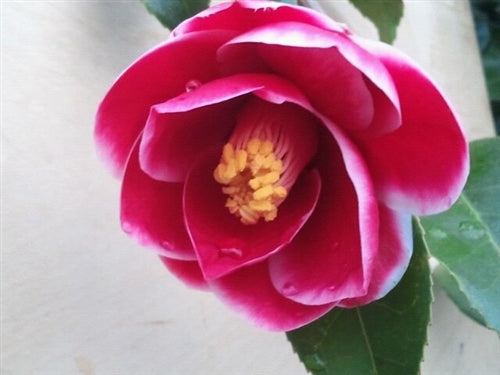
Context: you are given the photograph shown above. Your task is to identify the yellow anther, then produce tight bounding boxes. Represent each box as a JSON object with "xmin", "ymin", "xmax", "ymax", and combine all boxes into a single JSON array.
[
  {"xmin": 222, "ymin": 143, "xmax": 234, "ymax": 164},
  {"xmin": 213, "ymin": 138, "xmax": 288, "ymax": 225},
  {"xmin": 260, "ymin": 140, "xmax": 273, "ymax": 155},
  {"xmin": 249, "ymin": 199, "xmax": 273, "ymax": 212},
  {"xmin": 235, "ymin": 149, "xmax": 247, "ymax": 172},
  {"xmin": 247, "ymin": 139, "xmax": 261, "ymax": 155},
  {"xmin": 264, "ymin": 209, "xmax": 278, "ymax": 222},
  {"xmin": 273, "ymin": 186, "xmax": 288, "ymax": 198},
  {"xmin": 253, "ymin": 185, "xmax": 274, "ymax": 200},
  {"xmin": 271, "ymin": 160, "xmax": 283, "ymax": 171}
]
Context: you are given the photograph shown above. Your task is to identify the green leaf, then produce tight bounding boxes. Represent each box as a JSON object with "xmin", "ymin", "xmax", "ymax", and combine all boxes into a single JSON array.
[
  {"xmin": 141, "ymin": 0, "xmax": 209, "ymax": 30},
  {"xmin": 287, "ymin": 221, "xmax": 431, "ymax": 375},
  {"xmin": 418, "ymin": 137, "xmax": 500, "ymax": 333},
  {"xmin": 483, "ymin": 35, "xmax": 500, "ymax": 101},
  {"xmin": 348, "ymin": 0, "xmax": 404, "ymax": 44},
  {"xmin": 432, "ymin": 264, "xmax": 488, "ymax": 327}
]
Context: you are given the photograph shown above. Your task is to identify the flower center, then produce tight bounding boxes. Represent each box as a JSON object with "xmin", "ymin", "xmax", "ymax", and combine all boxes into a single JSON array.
[
  {"xmin": 212, "ymin": 97, "xmax": 320, "ymax": 225},
  {"xmin": 213, "ymin": 138, "xmax": 288, "ymax": 225}
]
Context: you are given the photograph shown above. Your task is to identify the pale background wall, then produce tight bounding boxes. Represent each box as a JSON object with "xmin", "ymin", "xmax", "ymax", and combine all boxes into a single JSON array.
[{"xmin": 2, "ymin": 1, "xmax": 498, "ymax": 374}]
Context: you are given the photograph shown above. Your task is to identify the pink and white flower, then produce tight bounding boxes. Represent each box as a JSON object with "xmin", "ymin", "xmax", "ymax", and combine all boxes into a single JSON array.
[{"xmin": 95, "ymin": 0, "xmax": 468, "ymax": 331}]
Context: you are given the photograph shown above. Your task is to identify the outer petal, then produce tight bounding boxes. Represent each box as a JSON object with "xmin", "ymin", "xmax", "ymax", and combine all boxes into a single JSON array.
[
  {"xmin": 269, "ymin": 128, "xmax": 379, "ymax": 305},
  {"xmin": 353, "ymin": 39, "xmax": 469, "ymax": 215},
  {"xmin": 139, "ymin": 75, "xmax": 263, "ymax": 182},
  {"xmin": 218, "ymin": 22, "xmax": 401, "ymax": 135},
  {"xmin": 209, "ymin": 262, "xmax": 335, "ymax": 331},
  {"xmin": 121, "ymin": 140, "xmax": 195, "ymax": 260},
  {"xmin": 183, "ymin": 146, "xmax": 321, "ymax": 280},
  {"xmin": 172, "ymin": 0, "xmax": 347, "ymax": 38},
  {"xmin": 160, "ymin": 257, "xmax": 209, "ymax": 291},
  {"xmin": 139, "ymin": 73, "xmax": 312, "ymax": 182},
  {"xmin": 95, "ymin": 30, "xmax": 235, "ymax": 178},
  {"xmin": 339, "ymin": 205, "xmax": 412, "ymax": 307}
]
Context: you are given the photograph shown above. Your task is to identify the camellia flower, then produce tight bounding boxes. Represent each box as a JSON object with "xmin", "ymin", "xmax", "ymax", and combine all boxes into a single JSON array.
[{"xmin": 95, "ymin": 0, "xmax": 468, "ymax": 331}]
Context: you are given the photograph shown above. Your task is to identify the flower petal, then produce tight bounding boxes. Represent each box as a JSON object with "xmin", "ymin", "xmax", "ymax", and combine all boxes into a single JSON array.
[
  {"xmin": 121, "ymin": 140, "xmax": 195, "ymax": 260},
  {"xmin": 139, "ymin": 73, "xmax": 311, "ymax": 182},
  {"xmin": 339, "ymin": 205, "xmax": 412, "ymax": 307},
  {"xmin": 269, "ymin": 127, "xmax": 379, "ymax": 305},
  {"xmin": 183, "ymin": 146, "xmax": 321, "ymax": 281},
  {"xmin": 140, "ymin": 97, "xmax": 244, "ymax": 183},
  {"xmin": 219, "ymin": 21, "xmax": 400, "ymax": 134},
  {"xmin": 209, "ymin": 262, "xmax": 335, "ymax": 331},
  {"xmin": 172, "ymin": 0, "xmax": 347, "ymax": 38},
  {"xmin": 95, "ymin": 30, "xmax": 235, "ymax": 178},
  {"xmin": 353, "ymin": 39, "xmax": 469, "ymax": 215},
  {"xmin": 160, "ymin": 257, "xmax": 209, "ymax": 291}
]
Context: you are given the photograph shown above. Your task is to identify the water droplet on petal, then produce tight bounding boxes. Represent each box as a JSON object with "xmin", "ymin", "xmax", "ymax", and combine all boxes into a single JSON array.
[
  {"xmin": 122, "ymin": 220, "xmax": 133, "ymax": 234},
  {"xmin": 429, "ymin": 228, "xmax": 447, "ymax": 239},
  {"xmin": 218, "ymin": 247, "xmax": 243, "ymax": 258},
  {"xmin": 185, "ymin": 79, "xmax": 202, "ymax": 92},
  {"xmin": 161, "ymin": 240, "xmax": 173, "ymax": 250},
  {"xmin": 327, "ymin": 285, "xmax": 337, "ymax": 291},
  {"xmin": 303, "ymin": 353, "xmax": 326, "ymax": 371},
  {"xmin": 281, "ymin": 282, "xmax": 298, "ymax": 296},
  {"xmin": 459, "ymin": 221, "xmax": 486, "ymax": 240}
]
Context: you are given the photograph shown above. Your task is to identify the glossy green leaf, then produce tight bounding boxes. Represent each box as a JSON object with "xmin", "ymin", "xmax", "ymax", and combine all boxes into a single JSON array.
[
  {"xmin": 483, "ymin": 36, "xmax": 500, "ymax": 101},
  {"xmin": 348, "ymin": 0, "xmax": 404, "ymax": 44},
  {"xmin": 287, "ymin": 221, "xmax": 431, "ymax": 375},
  {"xmin": 141, "ymin": 0, "xmax": 209, "ymax": 30},
  {"xmin": 418, "ymin": 137, "xmax": 500, "ymax": 333},
  {"xmin": 433, "ymin": 264, "xmax": 488, "ymax": 327},
  {"xmin": 471, "ymin": 0, "xmax": 500, "ymax": 101}
]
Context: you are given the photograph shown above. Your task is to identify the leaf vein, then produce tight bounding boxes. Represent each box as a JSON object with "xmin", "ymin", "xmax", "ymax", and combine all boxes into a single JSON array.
[
  {"xmin": 460, "ymin": 193, "xmax": 500, "ymax": 255},
  {"xmin": 356, "ymin": 308, "xmax": 378, "ymax": 375}
]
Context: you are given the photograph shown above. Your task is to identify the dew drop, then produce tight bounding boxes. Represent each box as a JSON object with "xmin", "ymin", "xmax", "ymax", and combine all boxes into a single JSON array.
[
  {"xmin": 303, "ymin": 353, "xmax": 326, "ymax": 371},
  {"xmin": 185, "ymin": 79, "xmax": 202, "ymax": 92},
  {"xmin": 121, "ymin": 220, "xmax": 133, "ymax": 234},
  {"xmin": 281, "ymin": 282, "xmax": 298, "ymax": 296},
  {"xmin": 161, "ymin": 240, "xmax": 173, "ymax": 250},
  {"xmin": 327, "ymin": 285, "xmax": 337, "ymax": 292},
  {"xmin": 459, "ymin": 221, "xmax": 486, "ymax": 240},
  {"xmin": 218, "ymin": 247, "xmax": 243, "ymax": 258},
  {"xmin": 429, "ymin": 228, "xmax": 447, "ymax": 239}
]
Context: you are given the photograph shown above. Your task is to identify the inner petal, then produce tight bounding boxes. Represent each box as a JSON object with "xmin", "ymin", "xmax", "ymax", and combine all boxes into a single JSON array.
[{"xmin": 213, "ymin": 97, "xmax": 319, "ymax": 224}]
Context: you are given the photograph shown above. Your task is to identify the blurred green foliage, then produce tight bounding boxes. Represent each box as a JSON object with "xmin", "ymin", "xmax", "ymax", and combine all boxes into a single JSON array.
[{"xmin": 471, "ymin": 0, "xmax": 500, "ymax": 134}]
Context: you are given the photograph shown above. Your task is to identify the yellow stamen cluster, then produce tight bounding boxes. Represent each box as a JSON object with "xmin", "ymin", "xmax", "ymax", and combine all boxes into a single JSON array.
[{"xmin": 213, "ymin": 138, "xmax": 288, "ymax": 225}]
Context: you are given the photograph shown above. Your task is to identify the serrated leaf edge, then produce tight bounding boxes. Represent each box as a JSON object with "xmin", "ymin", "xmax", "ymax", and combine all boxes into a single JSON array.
[{"xmin": 433, "ymin": 262, "xmax": 491, "ymax": 330}]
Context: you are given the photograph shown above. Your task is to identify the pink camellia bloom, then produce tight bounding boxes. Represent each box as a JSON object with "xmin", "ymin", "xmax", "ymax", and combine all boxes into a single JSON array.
[{"xmin": 95, "ymin": 0, "xmax": 468, "ymax": 331}]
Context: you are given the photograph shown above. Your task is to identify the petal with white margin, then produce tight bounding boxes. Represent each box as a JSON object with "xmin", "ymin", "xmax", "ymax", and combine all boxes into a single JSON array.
[
  {"xmin": 339, "ymin": 204, "xmax": 412, "ymax": 307},
  {"xmin": 353, "ymin": 39, "xmax": 469, "ymax": 215},
  {"xmin": 209, "ymin": 261, "xmax": 335, "ymax": 331}
]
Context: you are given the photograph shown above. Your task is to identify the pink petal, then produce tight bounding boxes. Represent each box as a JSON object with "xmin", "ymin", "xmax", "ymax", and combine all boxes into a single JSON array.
[
  {"xmin": 269, "ymin": 127, "xmax": 379, "ymax": 305},
  {"xmin": 160, "ymin": 257, "xmax": 209, "ymax": 291},
  {"xmin": 172, "ymin": 0, "xmax": 347, "ymax": 38},
  {"xmin": 95, "ymin": 30, "xmax": 235, "ymax": 178},
  {"xmin": 218, "ymin": 22, "xmax": 400, "ymax": 134},
  {"xmin": 183, "ymin": 146, "xmax": 321, "ymax": 281},
  {"xmin": 209, "ymin": 262, "xmax": 335, "ymax": 331},
  {"xmin": 121, "ymin": 141, "xmax": 195, "ymax": 260},
  {"xmin": 339, "ymin": 205, "xmax": 412, "ymax": 307},
  {"xmin": 258, "ymin": 43, "xmax": 374, "ymax": 131},
  {"xmin": 353, "ymin": 39, "xmax": 469, "ymax": 215},
  {"xmin": 139, "ymin": 73, "xmax": 310, "ymax": 182},
  {"xmin": 140, "ymin": 97, "xmax": 243, "ymax": 183}
]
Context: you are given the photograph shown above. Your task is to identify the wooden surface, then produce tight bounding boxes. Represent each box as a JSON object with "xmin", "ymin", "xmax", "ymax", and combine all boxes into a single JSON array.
[{"xmin": 2, "ymin": 1, "xmax": 499, "ymax": 374}]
